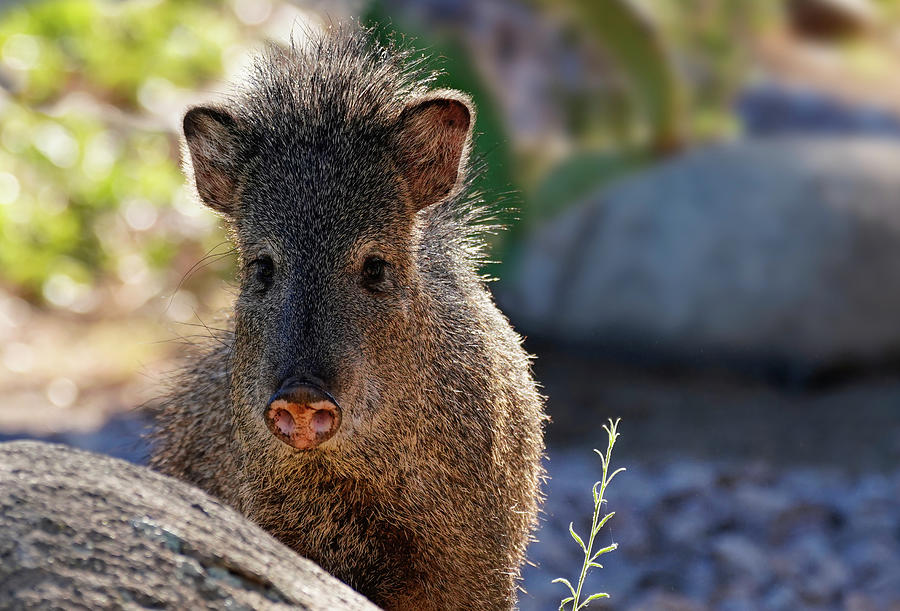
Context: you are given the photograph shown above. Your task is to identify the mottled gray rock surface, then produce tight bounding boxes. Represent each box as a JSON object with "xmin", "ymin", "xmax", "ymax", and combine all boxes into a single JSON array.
[
  {"xmin": 0, "ymin": 441, "xmax": 378, "ymax": 610},
  {"xmin": 502, "ymin": 137, "xmax": 900, "ymax": 369}
]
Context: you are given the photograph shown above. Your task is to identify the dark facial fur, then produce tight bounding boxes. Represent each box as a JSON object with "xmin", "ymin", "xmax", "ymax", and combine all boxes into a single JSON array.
[{"xmin": 150, "ymin": 26, "xmax": 545, "ymax": 611}]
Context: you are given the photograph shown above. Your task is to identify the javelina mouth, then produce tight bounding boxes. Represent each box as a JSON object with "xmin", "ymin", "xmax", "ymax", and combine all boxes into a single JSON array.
[{"xmin": 265, "ymin": 383, "xmax": 342, "ymax": 450}]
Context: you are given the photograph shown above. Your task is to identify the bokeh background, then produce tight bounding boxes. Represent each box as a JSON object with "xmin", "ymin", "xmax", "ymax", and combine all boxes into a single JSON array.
[{"xmin": 2, "ymin": 0, "xmax": 900, "ymax": 609}]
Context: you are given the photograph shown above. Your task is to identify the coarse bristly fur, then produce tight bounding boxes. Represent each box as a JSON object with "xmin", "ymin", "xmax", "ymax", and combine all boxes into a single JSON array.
[{"xmin": 149, "ymin": 24, "xmax": 546, "ymax": 611}]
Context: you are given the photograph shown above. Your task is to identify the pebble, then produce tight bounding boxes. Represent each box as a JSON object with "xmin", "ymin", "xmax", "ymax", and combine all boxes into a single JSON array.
[{"xmin": 712, "ymin": 535, "xmax": 771, "ymax": 586}]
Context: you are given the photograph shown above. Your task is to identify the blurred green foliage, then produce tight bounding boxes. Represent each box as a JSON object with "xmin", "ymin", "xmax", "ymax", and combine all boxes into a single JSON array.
[
  {"xmin": 0, "ymin": 103, "xmax": 182, "ymax": 290},
  {"xmin": 553, "ymin": 0, "xmax": 688, "ymax": 154},
  {"xmin": 530, "ymin": 0, "xmax": 783, "ymax": 223},
  {"xmin": 1, "ymin": 0, "xmax": 524, "ymax": 304},
  {"xmin": 654, "ymin": 0, "xmax": 781, "ymax": 138},
  {"xmin": 363, "ymin": 1, "xmax": 522, "ymax": 276},
  {"xmin": 1, "ymin": 0, "xmax": 233, "ymax": 106},
  {"xmin": 0, "ymin": 0, "xmax": 237, "ymax": 305},
  {"xmin": 530, "ymin": 149, "xmax": 649, "ymax": 224}
]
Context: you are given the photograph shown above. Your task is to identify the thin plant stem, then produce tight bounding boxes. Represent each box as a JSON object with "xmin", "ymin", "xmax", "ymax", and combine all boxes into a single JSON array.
[{"xmin": 553, "ymin": 418, "xmax": 625, "ymax": 610}]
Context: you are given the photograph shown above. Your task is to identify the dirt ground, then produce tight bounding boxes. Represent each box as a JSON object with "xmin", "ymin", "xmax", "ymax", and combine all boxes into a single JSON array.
[{"xmin": 533, "ymin": 340, "xmax": 900, "ymax": 473}]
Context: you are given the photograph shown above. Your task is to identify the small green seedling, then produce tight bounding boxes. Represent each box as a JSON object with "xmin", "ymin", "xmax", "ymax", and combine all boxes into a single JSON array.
[{"xmin": 553, "ymin": 418, "xmax": 624, "ymax": 610}]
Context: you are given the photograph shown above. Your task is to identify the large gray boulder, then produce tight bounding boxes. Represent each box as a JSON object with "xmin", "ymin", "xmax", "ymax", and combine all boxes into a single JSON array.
[
  {"xmin": 502, "ymin": 137, "xmax": 900, "ymax": 370},
  {"xmin": 0, "ymin": 441, "xmax": 378, "ymax": 610}
]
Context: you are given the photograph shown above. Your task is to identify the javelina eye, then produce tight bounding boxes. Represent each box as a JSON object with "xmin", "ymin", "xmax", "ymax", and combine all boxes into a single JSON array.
[
  {"xmin": 361, "ymin": 256, "xmax": 386, "ymax": 289},
  {"xmin": 250, "ymin": 255, "xmax": 275, "ymax": 290}
]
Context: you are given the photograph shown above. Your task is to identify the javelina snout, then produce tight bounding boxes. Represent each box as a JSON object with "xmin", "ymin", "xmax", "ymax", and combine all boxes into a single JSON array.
[{"xmin": 265, "ymin": 379, "xmax": 342, "ymax": 450}]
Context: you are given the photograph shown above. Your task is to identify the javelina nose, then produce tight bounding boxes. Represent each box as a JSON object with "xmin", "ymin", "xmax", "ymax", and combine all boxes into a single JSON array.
[{"xmin": 265, "ymin": 379, "xmax": 342, "ymax": 450}]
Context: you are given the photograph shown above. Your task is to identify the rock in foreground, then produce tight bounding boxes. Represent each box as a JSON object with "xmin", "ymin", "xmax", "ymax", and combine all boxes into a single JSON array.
[{"xmin": 0, "ymin": 441, "xmax": 378, "ymax": 610}]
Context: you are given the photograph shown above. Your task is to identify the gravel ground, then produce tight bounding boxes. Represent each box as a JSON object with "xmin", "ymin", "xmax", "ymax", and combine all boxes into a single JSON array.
[{"xmin": 521, "ymin": 450, "xmax": 900, "ymax": 611}]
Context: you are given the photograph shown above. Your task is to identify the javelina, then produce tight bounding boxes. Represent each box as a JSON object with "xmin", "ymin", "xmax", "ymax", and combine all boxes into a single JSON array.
[{"xmin": 150, "ymin": 27, "xmax": 545, "ymax": 610}]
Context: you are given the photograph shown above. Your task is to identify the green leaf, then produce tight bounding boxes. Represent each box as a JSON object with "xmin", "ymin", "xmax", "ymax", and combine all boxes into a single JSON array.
[
  {"xmin": 568, "ymin": 522, "xmax": 586, "ymax": 552},
  {"xmin": 592, "ymin": 480, "xmax": 602, "ymax": 504},
  {"xmin": 552, "ymin": 577, "xmax": 577, "ymax": 598},
  {"xmin": 607, "ymin": 467, "xmax": 627, "ymax": 484},
  {"xmin": 578, "ymin": 592, "xmax": 610, "ymax": 609},
  {"xmin": 591, "ymin": 543, "xmax": 619, "ymax": 561},
  {"xmin": 593, "ymin": 511, "xmax": 616, "ymax": 535},
  {"xmin": 558, "ymin": 595, "xmax": 574, "ymax": 611}
]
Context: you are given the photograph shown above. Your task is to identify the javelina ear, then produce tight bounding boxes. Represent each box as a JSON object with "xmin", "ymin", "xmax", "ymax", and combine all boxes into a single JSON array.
[
  {"xmin": 183, "ymin": 106, "xmax": 241, "ymax": 217},
  {"xmin": 396, "ymin": 91, "xmax": 474, "ymax": 211}
]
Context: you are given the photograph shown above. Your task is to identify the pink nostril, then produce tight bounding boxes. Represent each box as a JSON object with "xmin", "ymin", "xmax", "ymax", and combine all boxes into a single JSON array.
[
  {"xmin": 311, "ymin": 409, "xmax": 334, "ymax": 436},
  {"xmin": 273, "ymin": 408, "xmax": 296, "ymax": 437}
]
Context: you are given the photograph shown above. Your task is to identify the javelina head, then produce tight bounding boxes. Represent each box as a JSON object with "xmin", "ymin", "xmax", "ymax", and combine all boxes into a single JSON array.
[{"xmin": 181, "ymin": 32, "xmax": 474, "ymax": 454}]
